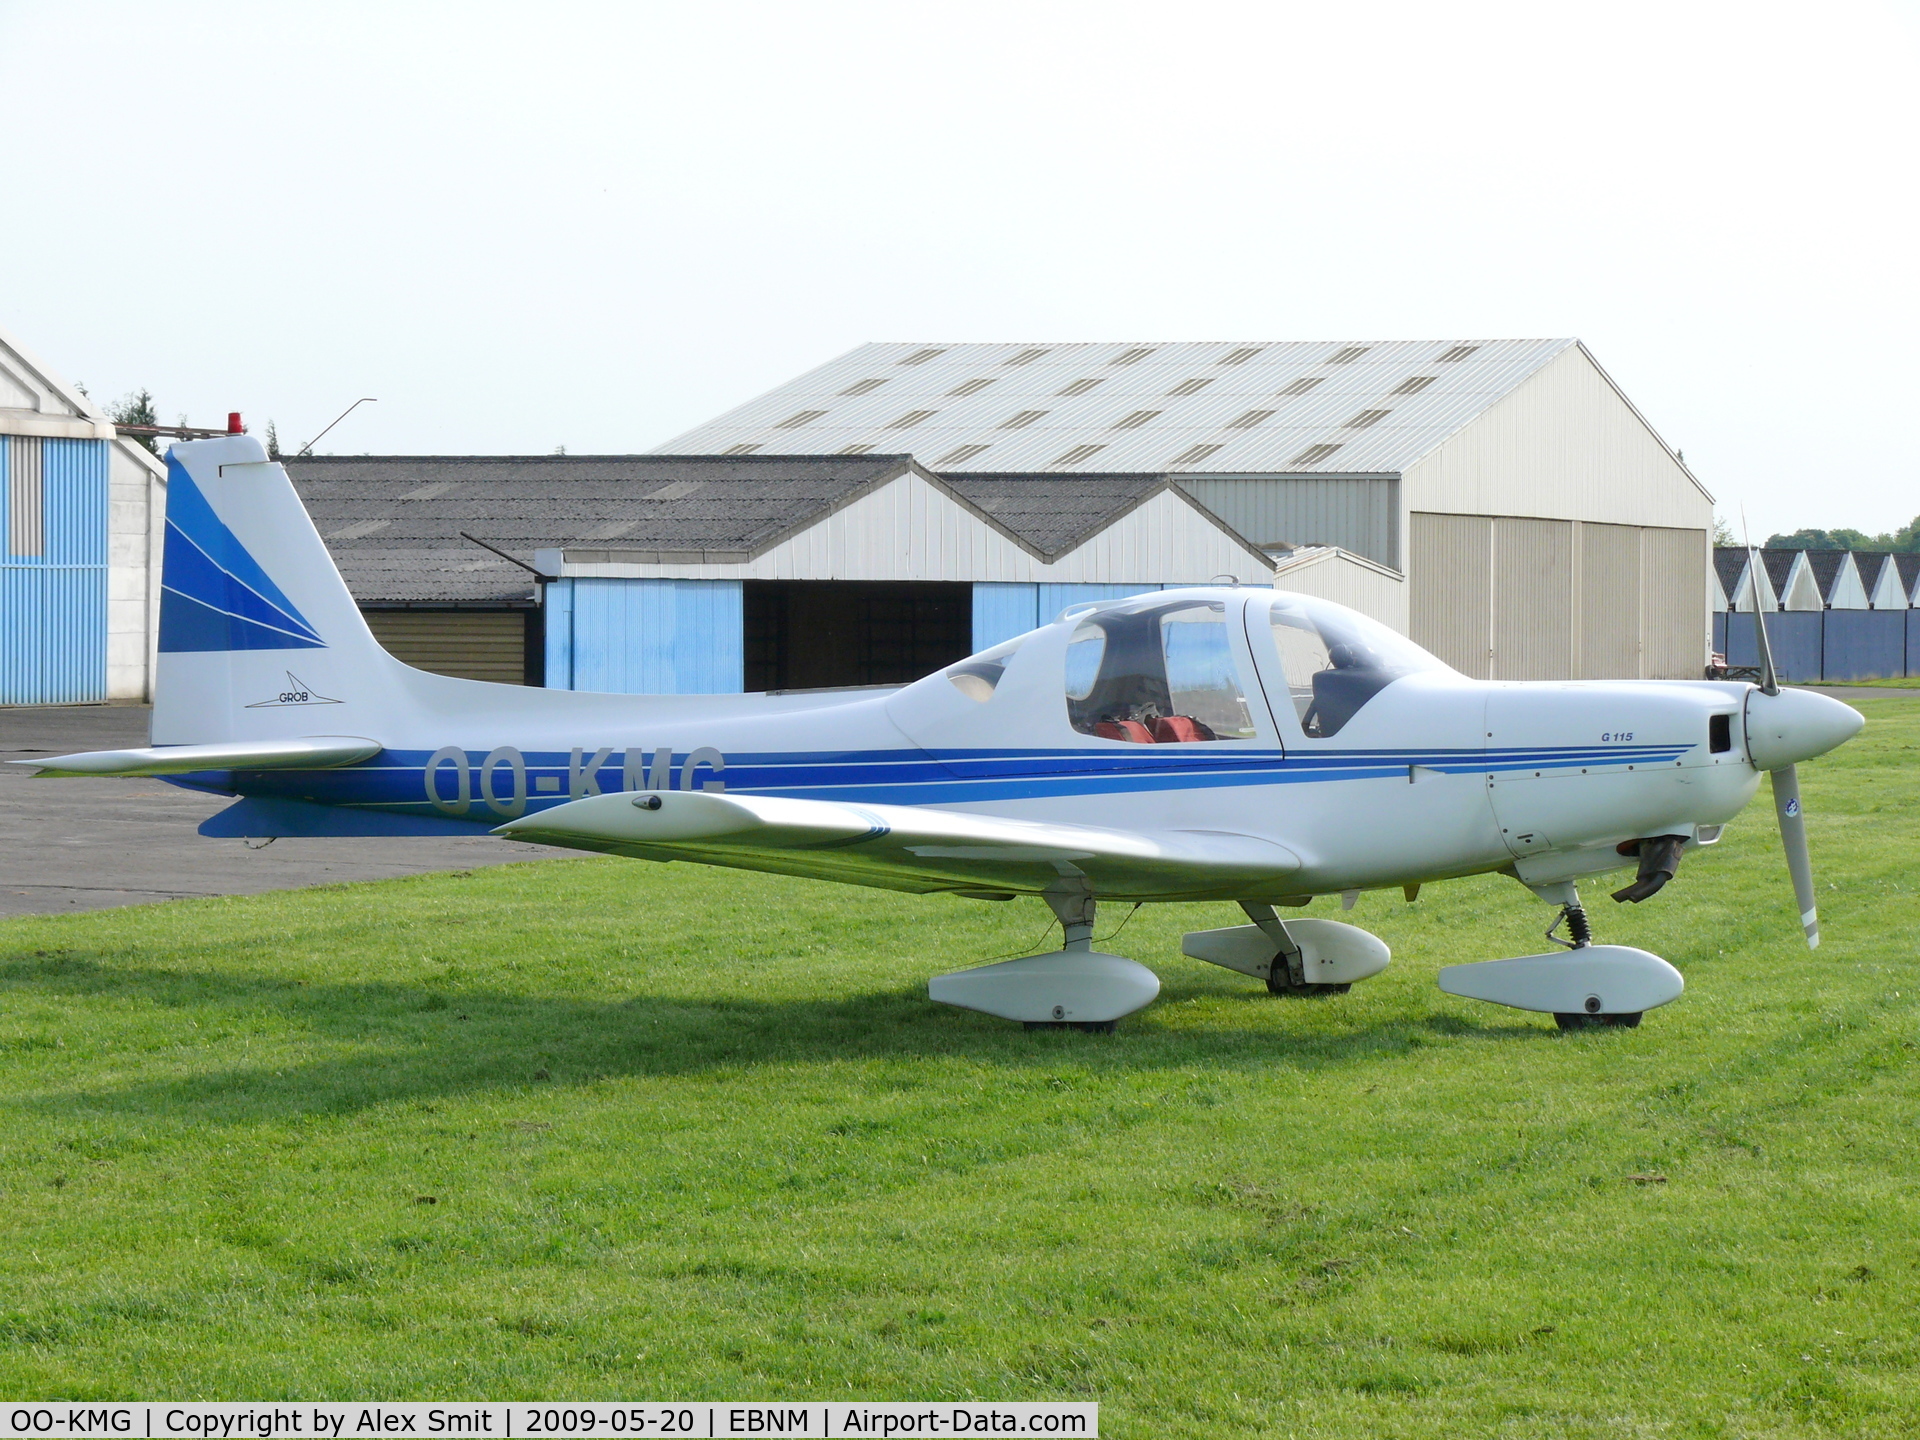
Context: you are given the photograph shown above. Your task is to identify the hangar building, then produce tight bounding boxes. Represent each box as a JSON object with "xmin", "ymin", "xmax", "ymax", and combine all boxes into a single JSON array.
[
  {"xmin": 653, "ymin": 340, "xmax": 1714, "ymax": 681},
  {"xmin": 0, "ymin": 323, "xmax": 166, "ymax": 705},
  {"xmin": 287, "ymin": 453, "xmax": 1272, "ymax": 693}
]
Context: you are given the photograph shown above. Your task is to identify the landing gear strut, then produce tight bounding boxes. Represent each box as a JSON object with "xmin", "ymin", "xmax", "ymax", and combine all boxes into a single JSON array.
[
  {"xmin": 1543, "ymin": 889, "xmax": 1641, "ymax": 1030},
  {"xmin": 1241, "ymin": 902, "xmax": 1351, "ymax": 997}
]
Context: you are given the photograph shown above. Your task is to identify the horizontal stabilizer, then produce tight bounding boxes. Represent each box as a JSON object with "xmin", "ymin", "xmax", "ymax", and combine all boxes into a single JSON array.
[
  {"xmin": 17, "ymin": 736, "xmax": 381, "ymax": 777},
  {"xmin": 494, "ymin": 789, "xmax": 1301, "ymax": 899}
]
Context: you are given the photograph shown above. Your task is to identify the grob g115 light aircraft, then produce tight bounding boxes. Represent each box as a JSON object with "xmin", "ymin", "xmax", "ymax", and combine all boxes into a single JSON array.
[{"xmin": 24, "ymin": 437, "xmax": 1864, "ymax": 1031}]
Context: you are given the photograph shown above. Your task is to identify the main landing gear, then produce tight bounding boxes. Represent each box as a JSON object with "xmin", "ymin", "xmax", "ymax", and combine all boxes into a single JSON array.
[{"xmin": 927, "ymin": 883, "xmax": 1161, "ymax": 1029}]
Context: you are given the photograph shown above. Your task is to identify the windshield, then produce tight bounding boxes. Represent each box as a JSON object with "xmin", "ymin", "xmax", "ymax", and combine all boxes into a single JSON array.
[{"xmin": 1266, "ymin": 593, "xmax": 1446, "ymax": 737}]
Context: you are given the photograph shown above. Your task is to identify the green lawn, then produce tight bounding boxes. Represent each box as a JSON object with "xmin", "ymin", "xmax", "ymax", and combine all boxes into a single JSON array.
[{"xmin": 2, "ymin": 702, "xmax": 1917, "ymax": 1436}]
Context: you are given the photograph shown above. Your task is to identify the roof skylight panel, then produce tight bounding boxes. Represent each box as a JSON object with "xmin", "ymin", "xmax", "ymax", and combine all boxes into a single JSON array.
[
  {"xmin": 1289, "ymin": 442, "xmax": 1343, "ymax": 465},
  {"xmin": 723, "ymin": 443, "xmax": 761, "ymax": 454},
  {"xmin": 1326, "ymin": 346, "xmax": 1370, "ymax": 365},
  {"xmin": 935, "ymin": 444, "xmax": 990, "ymax": 467},
  {"xmin": 1392, "ymin": 375, "xmax": 1436, "ymax": 395},
  {"xmin": 1111, "ymin": 347, "xmax": 1156, "ymax": 366},
  {"xmin": 1057, "ymin": 378, "xmax": 1104, "ymax": 396},
  {"xmin": 1052, "ymin": 444, "xmax": 1105, "ymax": 466},
  {"xmin": 775, "ymin": 409, "xmax": 828, "ymax": 428},
  {"xmin": 1111, "ymin": 410, "xmax": 1162, "ymax": 430},
  {"xmin": 1219, "ymin": 346, "xmax": 1265, "ymax": 365},
  {"xmin": 899, "ymin": 348, "xmax": 948, "ymax": 366},
  {"xmin": 839, "ymin": 378, "xmax": 888, "ymax": 396},
  {"xmin": 1227, "ymin": 409, "xmax": 1275, "ymax": 429},
  {"xmin": 1344, "ymin": 409, "xmax": 1391, "ymax": 429},
  {"xmin": 1277, "ymin": 377, "xmax": 1324, "ymax": 396},
  {"xmin": 1166, "ymin": 378, "xmax": 1214, "ymax": 396},
  {"xmin": 1005, "ymin": 347, "xmax": 1051, "ymax": 366},
  {"xmin": 642, "ymin": 481, "xmax": 705, "ymax": 501},
  {"xmin": 1437, "ymin": 345, "xmax": 1480, "ymax": 362},
  {"xmin": 948, "ymin": 378, "xmax": 996, "ymax": 396},
  {"xmin": 1000, "ymin": 410, "xmax": 1049, "ymax": 429},
  {"xmin": 886, "ymin": 410, "xmax": 937, "ymax": 429},
  {"xmin": 1168, "ymin": 443, "xmax": 1224, "ymax": 467}
]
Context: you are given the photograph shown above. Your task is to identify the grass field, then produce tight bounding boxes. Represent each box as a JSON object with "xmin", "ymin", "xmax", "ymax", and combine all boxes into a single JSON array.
[{"xmin": 2, "ymin": 702, "xmax": 1917, "ymax": 1436}]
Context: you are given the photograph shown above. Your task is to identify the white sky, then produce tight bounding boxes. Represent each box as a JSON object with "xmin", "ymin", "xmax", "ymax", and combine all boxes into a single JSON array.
[{"xmin": 2, "ymin": 0, "xmax": 1916, "ymax": 540}]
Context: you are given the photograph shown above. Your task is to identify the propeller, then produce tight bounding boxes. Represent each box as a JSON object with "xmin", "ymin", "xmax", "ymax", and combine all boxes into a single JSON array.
[{"xmin": 1742, "ymin": 546, "xmax": 1859, "ymax": 948}]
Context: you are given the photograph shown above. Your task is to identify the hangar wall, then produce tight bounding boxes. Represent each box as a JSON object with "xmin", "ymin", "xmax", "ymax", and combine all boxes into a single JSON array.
[
  {"xmin": 1401, "ymin": 345, "xmax": 1712, "ymax": 533},
  {"xmin": 1409, "ymin": 513, "xmax": 1708, "ymax": 679}
]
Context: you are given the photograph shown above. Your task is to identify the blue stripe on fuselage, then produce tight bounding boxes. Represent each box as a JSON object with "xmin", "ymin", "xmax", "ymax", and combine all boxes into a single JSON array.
[{"xmin": 200, "ymin": 740, "xmax": 1697, "ymax": 819}]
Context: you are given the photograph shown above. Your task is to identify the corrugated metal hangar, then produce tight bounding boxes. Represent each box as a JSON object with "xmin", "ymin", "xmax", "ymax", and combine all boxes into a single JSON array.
[
  {"xmin": 286, "ymin": 453, "xmax": 1274, "ymax": 692},
  {"xmin": 5, "ymin": 330, "xmax": 1722, "ymax": 704},
  {"xmin": 655, "ymin": 339, "xmax": 1715, "ymax": 681},
  {"xmin": 0, "ymin": 322, "xmax": 166, "ymax": 705}
]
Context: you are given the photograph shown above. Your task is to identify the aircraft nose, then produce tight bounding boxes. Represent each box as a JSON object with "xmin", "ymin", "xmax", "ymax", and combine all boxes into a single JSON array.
[{"xmin": 1745, "ymin": 686, "xmax": 1865, "ymax": 771}]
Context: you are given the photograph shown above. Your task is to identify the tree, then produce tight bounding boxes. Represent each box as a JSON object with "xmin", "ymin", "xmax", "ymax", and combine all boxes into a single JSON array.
[
  {"xmin": 1763, "ymin": 518, "xmax": 1920, "ymax": 552},
  {"xmin": 1713, "ymin": 516, "xmax": 1737, "ymax": 546},
  {"xmin": 107, "ymin": 389, "xmax": 160, "ymax": 454},
  {"xmin": 265, "ymin": 420, "xmax": 282, "ymax": 460}
]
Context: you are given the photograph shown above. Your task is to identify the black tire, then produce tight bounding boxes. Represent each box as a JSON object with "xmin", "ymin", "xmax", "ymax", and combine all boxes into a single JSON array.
[
  {"xmin": 1266, "ymin": 964, "xmax": 1351, "ymax": 998},
  {"xmin": 1555, "ymin": 1011, "xmax": 1643, "ymax": 1030}
]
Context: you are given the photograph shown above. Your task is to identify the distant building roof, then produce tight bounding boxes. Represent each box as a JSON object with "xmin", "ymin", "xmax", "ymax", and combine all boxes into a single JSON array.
[
  {"xmin": 285, "ymin": 453, "xmax": 1245, "ymax": 604},
  {"xmin": 650, "ymin": 339, "xmax": 1580, "ymax": 474}
]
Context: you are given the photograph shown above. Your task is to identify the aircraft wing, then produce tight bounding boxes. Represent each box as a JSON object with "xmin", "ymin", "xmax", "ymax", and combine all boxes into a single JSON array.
[{"xmin": 493, "ymin": 790, "xmax": 1302, "ymax": 901}]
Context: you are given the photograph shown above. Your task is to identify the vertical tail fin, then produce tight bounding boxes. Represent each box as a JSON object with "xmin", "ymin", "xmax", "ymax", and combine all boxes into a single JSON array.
[{"xmin": 152, "ymin": 436, "xmax": 404, "ymax": 745}]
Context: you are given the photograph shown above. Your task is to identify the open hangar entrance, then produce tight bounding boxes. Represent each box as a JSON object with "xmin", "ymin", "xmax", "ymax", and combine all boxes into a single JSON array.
[{"xmin": 744, "ymin": 580, "xmax": 972, "ymax": 691}]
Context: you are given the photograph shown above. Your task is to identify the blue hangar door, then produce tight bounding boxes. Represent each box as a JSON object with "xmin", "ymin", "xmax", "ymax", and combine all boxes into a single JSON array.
[{"xmin": 1, "ymin": 436, "xmax": 108, "ymax": 704}]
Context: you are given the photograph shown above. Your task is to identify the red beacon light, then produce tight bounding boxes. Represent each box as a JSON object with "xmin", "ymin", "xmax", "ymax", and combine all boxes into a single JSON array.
[{"xmin": 227, "ymin": 412, "xmax": 245, "ymax": 434}]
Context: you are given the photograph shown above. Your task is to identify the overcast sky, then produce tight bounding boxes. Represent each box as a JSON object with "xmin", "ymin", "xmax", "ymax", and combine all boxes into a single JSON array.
[{"xmin": 2, "ymin": 0, "xmax": 1915, "ymax": 540}]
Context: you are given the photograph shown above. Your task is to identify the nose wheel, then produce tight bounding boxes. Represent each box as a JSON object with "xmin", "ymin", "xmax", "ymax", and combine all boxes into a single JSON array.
[{"xmin": 1544, "ymin": 895, "xmax": 1642, "ymax": 1029}]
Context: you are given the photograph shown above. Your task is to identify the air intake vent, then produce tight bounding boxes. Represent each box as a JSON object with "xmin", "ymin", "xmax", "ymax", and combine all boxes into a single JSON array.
[
  {"xmin": 1344, "ymin": 409, "xmax": 1390, "ymax": 429},
  {"xmin": 1289, "ymin": 442, "xmax": 1343, "ymax": 465},
  {"xmin": 900, "ymin": 348, "xmax": 947, "ymax": 366},
  {"xmin": 774, "ymin": 410, "xmax": 827, "ymax": 428},
  {"xmin": 1057, "ymin": 378, "xmax": 1104, "ymax": 396},
  {"xmin": 1168, "ymin": 443, "xmax": 1223, "ymax": 468},
  {"xmin": 1278, "ymin": 377, "xmax": 1323, "ymax": 396},
  {"xmin": 1006, "ymin": 347, "xmax": 1051, "ymax": 366},
  {"xmin": 1111, "ymin": 409, "xmax": 1161, "ymax": 430},
  {"xmin": 722, "ymin": 443, "xmax": 761, "ymax": 454},
  {"xmin": 886, "ymin": 409, "xmax": 936, "ymax": 429},
  {"xmin": 1220, "ymin": 346, "xmax": 1265, "ymax": 365},
  {"xmin": 1111, "ymin": 346, "xmax": 1156, "ymax": 366},
  {"xmin": 948, "ymin": 377, "xmax": 995, "ymax": 396},
  {"xmin": 935, "ymin": 444, "xmax": 990, "ymax": 466},
  {"xmin": 1437, "ymin": 345, "xmax": 1480, "ymax": 362},
  {"xmin": 839, "ymin": 378, "xmax": 887, "ymax": 396},
  {"xmin": 1052, "ymin": 444, "xmax": 1105, "ymax": 466},
  {"xmin": 1227, "ymin": 409, "xmax": 1275, "ymax": 429},
  {"xmin": 839, "ymin": 444, "xmax": 875, "ymax": 454},
  {"xmin": 1326, "ymin": 346, "xmax": 1370, "ymax": 364},
  {"xmin": 1000, "ymin": 410, "xmax": 1049, "ymax": 429},
  {"xmin": 1392, "ymin": 375, "xmax": 1437, "ymax": 394},
  {"xmin": 1166, "ymin": 378, "xmax": 1213, "ymax": 396}
]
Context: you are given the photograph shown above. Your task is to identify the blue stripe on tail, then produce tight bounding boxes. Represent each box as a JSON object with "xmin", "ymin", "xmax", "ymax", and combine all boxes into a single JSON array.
[{"xmin": 158, "ymin": 458, "xmax": 326, "ymax": 652}]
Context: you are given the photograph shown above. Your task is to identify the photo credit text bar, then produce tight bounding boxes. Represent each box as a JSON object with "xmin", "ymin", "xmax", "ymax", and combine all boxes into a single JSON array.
[{"xmin": 0, "ymin": 1406, "xmax": 1096, "ymax": 1439}]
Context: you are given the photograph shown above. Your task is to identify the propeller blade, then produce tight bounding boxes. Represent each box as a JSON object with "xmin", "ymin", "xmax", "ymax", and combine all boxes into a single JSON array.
[
  {"xmin": 1748, "ymin": 545, "xmax": 1779, "ymax": 695},
  {"xmin": 1770, "ymin": 763, "xmax": 1819, "ymax": 948}
]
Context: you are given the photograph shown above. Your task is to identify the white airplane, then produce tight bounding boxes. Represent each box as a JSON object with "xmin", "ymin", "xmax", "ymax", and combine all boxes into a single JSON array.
[{"xmin": 23, "ymin": 437, "xmax": 1864, "ymax": 1031}]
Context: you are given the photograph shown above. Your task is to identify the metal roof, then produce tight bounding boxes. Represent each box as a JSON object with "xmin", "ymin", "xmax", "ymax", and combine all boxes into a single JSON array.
[
  {"xmin": 285, "ymin": 454, "xmax": 1227, "ymax": 603},
  {"xmin": 651, "ymin": 339, "xmax": 1578, "ymax": 474}
]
